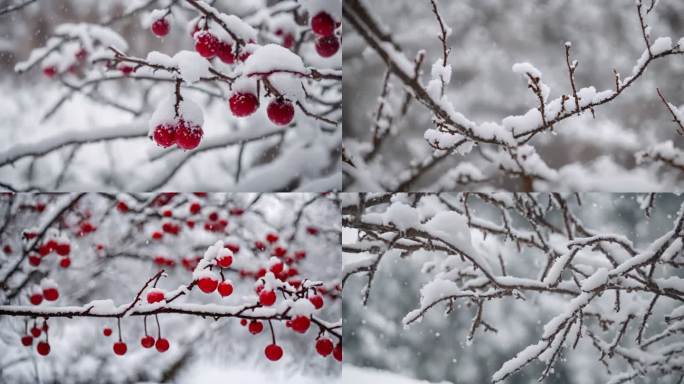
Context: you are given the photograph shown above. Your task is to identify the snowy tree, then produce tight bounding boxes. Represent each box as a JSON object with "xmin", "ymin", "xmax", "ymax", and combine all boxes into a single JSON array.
[
  {"xmin": 0, "ymin": 0, "xmax": 341, "ymax": 192},
  {"xmin": 342, "ymin": 0, "xmax": 684, "ymax": 191},
  {"xmin": 0, "ymin": 193, "xmax": 341, "ymax": 383},
  {"xmin": 343, "ymin": 193, "xmax": 684, "ymax": 383}
]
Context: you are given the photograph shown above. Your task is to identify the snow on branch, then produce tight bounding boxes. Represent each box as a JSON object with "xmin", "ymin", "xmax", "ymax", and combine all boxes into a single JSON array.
[
  {"xmin": 343, "ymin": 193, "xmax": 684, "ymax": 383},
  {"xmin": 343, "ymin": 0, "xmax": 684, "ymax": 191}
]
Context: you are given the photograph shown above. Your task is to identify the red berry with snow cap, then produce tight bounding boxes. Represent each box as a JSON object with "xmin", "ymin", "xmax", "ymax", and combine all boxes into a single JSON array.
[
  {"xmin": 218, "ymin": 281, "xmax": 234, "ymax": 297},
  {"xmin": 267, "ymin": 98, "xmax": 295, "ymax": 126},
  {"xmin": 217, "ymin": 252, "xmax": 233, "ymax": 268},
  {"xmin": 153, "ymin": 124, "xmax": 177, "ymax": 148},
  {"xmin": 315, "ymin": 36, "xmax": 340, "ymax": 58},
  {"xmin": 147, "ymin": 289, "xmax": 165, "ymax": 304},
  {"xmin": 43, "ymin": 66, "xmax": 57, "ymax": 78},
  {"xmin": 309, "ymin": 295, "xmax": 324, "ymax": 310},
  {"xmin": 217, "ymin": 42, "xmax": 235, "ymax": 64},
  {"xmin": 55, "ymin": 243, "xmax": 70, "ymax": 256},
  {"xmin": 176, "ymin": 120, "xmax": 203, "ymax": 150},
  {"xmin": 195, "ymin": 32, "xmax": 219, "ymax": 58},
  {"xmin": 197, "ymin": 276, "xmax": 218, "ymax": 293},
  {"xmin": 152, "ymin": 18, "xmax": 170, "ymax": 37},
  {"xmin": 31, "ymin": 326, "xmax": 41, "ymax": 337},
  {"xmin": 28, "ymin": 254, "xmax": 41, "ymax": 266},
  {"xmin": 30, "ymin": 293, "xmax": 43, "ymax": 305},
  {"xmin": 229, "ymin": 92, "xmax": 259, "ymax": 117},
  {"xmin": 311, "ymin": 12, "xmax": 336, "ymax": 37},
  {"xmin": 43, "ymin": 287, "xmax": 59, "ymax": 301},
  {"xmin": 259, "ymin": 289, "xmax": 277, "ymax": 306}
]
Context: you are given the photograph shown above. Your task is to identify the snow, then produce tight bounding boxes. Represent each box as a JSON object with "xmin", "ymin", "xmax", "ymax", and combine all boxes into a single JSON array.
[
  {"xmin": 492, "ymin": 340, "xmax": 546, "ymax": 382},
  {"xmin": 174, "ymin": 51, "xmax": 211, "ymax": 84},
  {"xmin": 651, "ymin": 36, "xmax": 673, "ymax": 55},
  {"xmin": 344, "ymin": 365, "xmax": 448, "ymax": 384},
  {"xmin": 431, "ymin": 59, "xmax": 452, "ymax": 84},
  {"xmin": 243, "ymin": 44, "xmax": 307, "ymax": 76},
  {"xmin": 383, "ymin": 202, "xmax": 420, "ymax": 230},
  {"xmin": 580, "ymin": 268, "xmax": 610, "ymax": 291}
]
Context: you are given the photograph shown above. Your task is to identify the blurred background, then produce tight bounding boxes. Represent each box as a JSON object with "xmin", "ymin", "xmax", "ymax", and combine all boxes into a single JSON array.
[
  {"xmin": 343, "ymin": 193, "xmax": 684, "ymax": 384},
  {"xmin": 0, "ymin": 0, "xmax": 341, "ymax": 191},
  {"xmin": 343, "ymin": 0, "xmax": 684, "ymax": 191}
]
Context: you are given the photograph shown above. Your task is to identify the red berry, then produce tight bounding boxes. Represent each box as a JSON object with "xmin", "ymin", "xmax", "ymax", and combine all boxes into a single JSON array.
[
  {"xmin": 38, "ymin": 244, "xmax": 51, "ymax": 257},
  {"xmin": 270, "ymin": 262, "xmax": 284, "ymax": 274},
  {"xmin": 248, "ymin": 320, "xmax": 264, "ymax": 335},
  {"xmin": 152, "ymin": 124, "xmax": 177, "ymax": 148},
  {"xmin": 197, "ymin": 277, "xmax": 218, "ymax": 293},
  {"xmin": 103, "ymin": 327, "xmax": 113, "ymax": 337},
  {"xmin": 208, "ymin": 212, "xmax": 219, "ymax": 221},
  {"xmin": 113, "ymin": 341, "xmax": 127, "ymax": 356},
  {"xmin": 59, "ymin": 257, "xmax": 71, "ymax": 268},
  {"xmin": 217, "ymin": 42, "xmax": 235, "ymax": 64},
  {"xmin": 55, "ymin": 243, "xmax": 70, "ymax": 256},
  {"xmin": 255, "ymin": 241, "xmax": 266, "ymax": 251},
  {"xmin": 315, "ymin": 338, "xmax": 334, "ymax": 357},
  {"xmin": 333, "ymin": 343, "xmax": 342, "ymax": 361},
  {"xmin": 43, "ymin": 66, "xmax": 57, "ymax": 78},
  {"xmin": 229, "ymin": 92, "xmax": 259, "ymax": 117},
  {"xmin": 195, "ymin": 32, "xmax": 219, "ymax": 58},
  {"xmin": 306, "ymin": 226, "xmax": 319, "ymax": 235},
  {"xmin": 30, "ymin": 293, "xmax": 43, "ymax": 305},
  {"xmin": 240, "ymin": 319, "xmax": 248, "ymax": 326},
  {"xmin": 264, "ymin": 344, "xmax": 283, "ymax": 361},
  {"xmin": 28, "ymin": 255, "xmax": 41, "ymax": 266},
  {"xmin": 147, "ymin": 290, "xmax": 165, "ymax": 304},
  {"xmin": 31, "ymin": 326, "xmax": 41, "ymax": 337},
  {"xmin": 37, "ymin": 341, "xmax": 50, "ymax": 356},
  {"xmin": 259, "ymin": 289, "xmax": 277, "ymax": 306},
  {"xmin": 315, "ymin": 35, "xmax": 340, "ymax": 58},
  {"xmin": 217, "ymin": 255, "xmax": 233, "ymax": 269},
  {"xmin": 311, "ymin": 12, "xmax": 336, "ymax": 37},
  {"xmin": 272, "ymin": 247, "xmax": 287, "ymax": 258},
  {"xmin": 163, "ymin": 210, "xmax": 172, "ymax": 218},
  {"xmin": 189, "ymin": 202, "xmax": 201, "ymax": 214},
  {"xmin": 152, "ymin": 231, "xmax": 163, "ymax": 240},
  {"xmin": 151, "ymin": 18, "xmax": 170, "ymax": 37},
  {"xmin": 282, "ymin": 33, "xmax": 295, "ymax": 49},
  {"xmin": 217, "ymin": 281, "xmax": 234, "ymax": 297},
  {"xmin": 43, "ymin": 287, "xmax": 59, "ymax": 301},
  {"xmin": 141, "ymin": 335, "xmax": 155, "ymax": 348},
  {"xmin": 226, "ymin": 243, "xmax": 240, "ymax": 253},
  {"xmin": 294, "ymin": 250, "xmax": 306, "ymax": 260},
  {"xmin": 176, "ymin": 120, "xmax": 203, "ymax": 150},
  {"xmin": 76, "ymin": 48, "xmax": 87, "ymax": 62},
  {"xmin": 155, "ymin": 338, "xmax": 170, "ymax": 352},
  {"xmin": 267, "ymin": 98, "xmax": 295, "ymax": 126},
  {"xmin": 3, "ymin": 245, "xmax": 12, "ymax": 254},
  {"xmin": 117, "ymin": 201, "xmax": 129, "ymax": 212},
  {"xmin": 266, "ymin": 233, "xmax": 279, "ymax": 244},
  {"xmin": 120, "ymin": 64, "xmax": 135, "ymax": 75},
  {"xmin": 309, "ymin": 295, "xmax": 324, "ymax": 310},
  {"xmin": 21, "ymin": 335, "xmax": 33, "ymax": 346},
  {"xmin": 290, "ymin": 316, "xmax": 310, "ymax": 334}
]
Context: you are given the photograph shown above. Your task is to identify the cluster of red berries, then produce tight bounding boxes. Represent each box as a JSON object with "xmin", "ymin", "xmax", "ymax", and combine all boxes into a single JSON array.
[
  {"xmin": 20, "ymin": 321, "xmax": 51, "ymax": 356},
  {"xmin": 28, "ymin": 239, "xmax": 72, "ymax": 269},
  {"xmin": 229, "ymin": 91, "xmax": 296, "ymax": 127},
  {"xmin": 193, "ymin": 28, "xmax": 249, "ymax": 64},
  {"xmin": 310, "ymin": 11, "xmax": 340, "ymax": 58},
  {"xmin": 28, "ymin": 283, "xmax": 59, "ymax": 305},
  {"xmin": 203, "ymin": 211, "xmax": 229, "ymax": 232},
  {"xmin": 42, "ymin": 46, "xmax": 90, "ymax": 79},
  {"xmin": 76, "ymin": 221, "xmax": 97, "ymax": 237},
  {"xmin": 103, "ymin": 327, "xmax": 171, "ymax": 355},
  {"xmin": 152, "ymin": 119, "xmax": 204, "ymax": 150}
]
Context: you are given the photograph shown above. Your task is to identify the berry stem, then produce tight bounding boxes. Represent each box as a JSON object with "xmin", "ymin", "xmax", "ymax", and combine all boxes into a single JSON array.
[
  {"xmin": 268, "ymin": 319, "xmax": 276, "ymax": 345},
  {"xmin": 155, "ymin": 314, "xmax": 162, "ymax": 339},
  {"xmin": 174, "ymin": 78, "xmax": 184, "ymax": 118},
  {"xmin": 117, "ymin": 317, "xmax": 122, "ymax": 342},
  {"xmin": 143, "ymin": 315, "xmax": 148, "ymax": 336}
]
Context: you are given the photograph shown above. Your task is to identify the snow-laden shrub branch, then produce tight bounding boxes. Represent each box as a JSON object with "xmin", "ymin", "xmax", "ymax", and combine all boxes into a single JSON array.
[
  {"xmin": 343, "ymin": 0, "xmax": 684, "ymax": 191},
  {"xmin": 1, "ymin": 0, "xmax": 341, "ymax": 192},
  {"xmin": 342, "ymin": 193, "xmax": 684, "ymax": 383}
]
